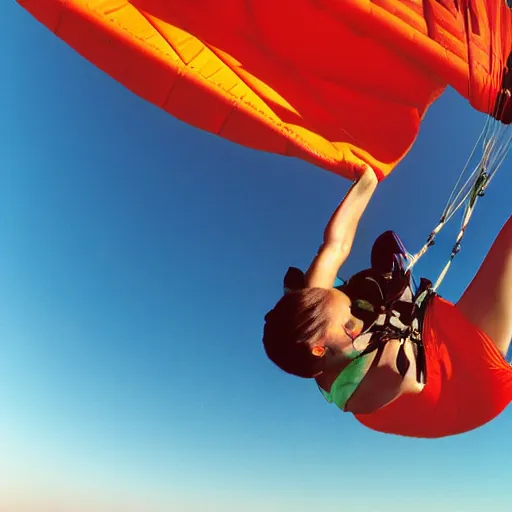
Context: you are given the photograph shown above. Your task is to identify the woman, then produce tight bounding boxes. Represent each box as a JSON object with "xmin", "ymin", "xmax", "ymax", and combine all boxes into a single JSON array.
[{"xmin": 263, "ymin": 166, "xmax": 512, "ymax": 438}]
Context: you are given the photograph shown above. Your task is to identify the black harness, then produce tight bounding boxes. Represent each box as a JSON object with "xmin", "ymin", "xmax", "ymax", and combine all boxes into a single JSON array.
[{"xmin": 284, "ymin": 231, "xmax": 436, "ymax": 385}]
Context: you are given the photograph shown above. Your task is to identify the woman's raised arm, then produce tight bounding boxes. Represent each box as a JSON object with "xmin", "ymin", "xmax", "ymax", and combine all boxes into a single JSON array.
[{"xmin": 306, "ymin": 166, "xmax": 378, "ymax": 288}]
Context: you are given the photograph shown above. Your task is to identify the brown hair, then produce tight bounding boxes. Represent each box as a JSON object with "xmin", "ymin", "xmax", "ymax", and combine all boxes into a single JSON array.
[{"xmin": 262, "ymin": 288, "xmax": 332, "ymax": 378}]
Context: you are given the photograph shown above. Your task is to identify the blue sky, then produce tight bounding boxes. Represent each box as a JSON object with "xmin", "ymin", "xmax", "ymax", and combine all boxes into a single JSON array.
[{"xmin": 3, "ymin": 4, "xmax": 511, "ymax": 512}]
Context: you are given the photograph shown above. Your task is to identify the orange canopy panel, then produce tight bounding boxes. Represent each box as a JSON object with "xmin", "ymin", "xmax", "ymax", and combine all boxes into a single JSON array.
[{"xmin": 17, "ymin": 0, "xmax": 512, "ymax": 181}]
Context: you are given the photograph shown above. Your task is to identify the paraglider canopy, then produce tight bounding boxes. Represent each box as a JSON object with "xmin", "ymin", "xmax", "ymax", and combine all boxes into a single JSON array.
[{"xmin": 16, "ymin": 0, "xmax": 512, "ymax": 180}]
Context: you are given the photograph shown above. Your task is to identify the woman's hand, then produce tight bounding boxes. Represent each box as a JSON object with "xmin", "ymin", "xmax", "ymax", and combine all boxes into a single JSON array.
[{"xmin": 352, "ymin": 162, "xmax": 376, "ymax": 183}]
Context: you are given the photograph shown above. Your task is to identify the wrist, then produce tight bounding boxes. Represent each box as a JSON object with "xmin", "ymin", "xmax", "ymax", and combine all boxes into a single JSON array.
[{"xmin": 356, "ymin": 165, "xmax": 378, "ymax": 190}]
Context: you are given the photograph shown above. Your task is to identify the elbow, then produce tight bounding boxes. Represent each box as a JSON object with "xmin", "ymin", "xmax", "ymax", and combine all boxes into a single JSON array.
[
  {"xmin": 321, "ymin": 241, "xmax": 351, "ymax": 263},
  {"xmin": 321, "ymin": 235, "xmax": 352, "ymax": 255},
  {"xmin": 334, "ymin": 242, "xmax": 351, "ymax": 260}
]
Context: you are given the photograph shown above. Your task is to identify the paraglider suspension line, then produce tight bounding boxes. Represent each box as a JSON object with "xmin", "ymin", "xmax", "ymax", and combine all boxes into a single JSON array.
[{"xmin": 406, "ymin": 117, "xmax": 511, "ymax": 291}]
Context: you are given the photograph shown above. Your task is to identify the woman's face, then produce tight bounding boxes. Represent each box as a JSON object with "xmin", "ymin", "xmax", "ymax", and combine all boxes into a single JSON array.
[{"xmin": 320, "ymin": 288, "xmax": 365, "ymax": 363}]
